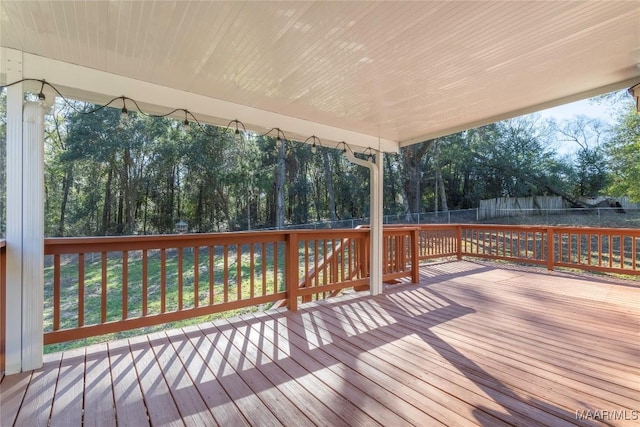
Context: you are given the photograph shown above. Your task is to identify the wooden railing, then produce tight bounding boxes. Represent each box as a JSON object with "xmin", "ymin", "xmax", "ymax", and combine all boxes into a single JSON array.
[
  {"xmin": 0, "ymin": 240, "xmax": 6, "ymax": 379},
  {"xmin": 459, "ymin": 224, "xmax": 548, "ymax": 266},
  {"xmin": 549, "ymin": 226, "xmax": 640, "ymax": 274},
  {"xmin": 43, "ymin": 229, "xmax": 378, "ymax": 344},
  {"xmin": 287, "ymin": 229, "xmax": 370, "ymax": 310},
  {"xmin": 456, "ymin": 224, "xmax": 640, "ymax": 275},
  {"xmin": 39, "ymin": 224, "xmax": 638, "ymax": 345}
]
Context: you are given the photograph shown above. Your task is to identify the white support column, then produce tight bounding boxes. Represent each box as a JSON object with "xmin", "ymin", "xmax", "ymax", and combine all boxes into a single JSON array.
[
  {"xmin": 3, "ymin": 47, "xmax": 45, "ymax": 372},
  {"xmin": 4, "ymin": 49, "xmax": 24, "ymax": 374},
  {"xmin": 21, "ymin": 102, "xmax": 45, "ymax": 370},
  {"xmin": 371, "ymin": 150, "xmax": 384, "ymax": 296},
  {"xmin": 344, "ymin": 149, "xmax": 384, "ymax": 295}
]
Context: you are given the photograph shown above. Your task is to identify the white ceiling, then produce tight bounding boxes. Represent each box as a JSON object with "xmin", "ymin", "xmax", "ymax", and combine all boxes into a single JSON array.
[{"xmin": 1, "ymin": 1, "xmax": 639, "ymax": 150}]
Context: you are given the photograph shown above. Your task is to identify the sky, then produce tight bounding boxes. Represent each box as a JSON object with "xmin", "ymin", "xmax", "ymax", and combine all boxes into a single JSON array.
[
  {"xmin": 527, "ymin": 93, "xmax": 624, "ymax": 156},
  {"xmin": 536, "ymin": 97, "xmax": 615, "ymax": 124}
]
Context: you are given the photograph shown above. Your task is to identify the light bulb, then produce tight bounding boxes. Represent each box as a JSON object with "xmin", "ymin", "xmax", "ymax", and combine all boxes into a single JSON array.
[
  {"xmin": 120, "ymin": 106, "xmax": 129, "ymax": 124},
  {"xmin": 38, "ymin": 92, "xmax": 46, "ymax": 107},
  {"xmin": 183, "ymin": 119, "xmax": 190, "ymax": 133},
  {"xmin": 234, "ymin": 128, "xmax": 242, "ymax": 142},
  {"xmin": 311, "ymin": 142, "xmax": 317, "ymax": 154}
]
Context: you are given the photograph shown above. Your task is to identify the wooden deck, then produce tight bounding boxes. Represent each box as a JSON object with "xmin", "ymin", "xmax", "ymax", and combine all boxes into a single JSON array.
[{"xmin": 1, "ymin": 260, "xmax": 638, "ymax": 426}]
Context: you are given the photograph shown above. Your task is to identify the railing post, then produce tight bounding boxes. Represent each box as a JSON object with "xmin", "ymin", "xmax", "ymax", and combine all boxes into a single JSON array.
[
  {"xmin": 285, "ymin": 232, "xmax": 299, "ymax": 311},
  {"xmin": 546, "ymin": 227, "xmax": 555, "ymax": 271},
  {"xmin": 456, "ymin": 225, "xmax": 463, "ymax": 260},
  {"xmin": 411, "ymin": 228, "xmax": 420, "ymax": 284}
]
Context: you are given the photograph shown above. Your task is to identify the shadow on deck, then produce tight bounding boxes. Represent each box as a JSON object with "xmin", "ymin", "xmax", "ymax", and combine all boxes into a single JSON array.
[{"xmin": 2, "ymin": 260, "xmax": 639, "ymax": 426}]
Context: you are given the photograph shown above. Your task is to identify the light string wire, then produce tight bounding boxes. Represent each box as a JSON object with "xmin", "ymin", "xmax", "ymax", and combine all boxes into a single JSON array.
[{"xmin": 0, "ymin": 77, "xmax": 371, "ymax": 157}]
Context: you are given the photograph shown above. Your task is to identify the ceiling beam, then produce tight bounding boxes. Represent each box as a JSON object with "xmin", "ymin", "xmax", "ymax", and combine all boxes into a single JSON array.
[
  {"xmin": 5, "ymin": 48, "xmax": 399, "ymax": 153},
  {"xmin": 399, "ymin": 76, "xmax": 640, "ymax": 147}
]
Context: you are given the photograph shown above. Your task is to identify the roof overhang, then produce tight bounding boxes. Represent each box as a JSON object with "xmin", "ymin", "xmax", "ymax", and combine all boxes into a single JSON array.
[{"xmin": 1, "ymin": 1, "xmax": 639, "ymax": 152}]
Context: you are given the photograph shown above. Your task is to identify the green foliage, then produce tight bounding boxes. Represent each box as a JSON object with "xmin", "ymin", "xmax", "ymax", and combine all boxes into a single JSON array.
[
  {"xmin": 2, "ymin": 94, "xmax": 635, "ymax": 238},
  {"xmin": 38, "ymin": 100, "xmax": 384, "ymax": 236},
  {"xmin": 606, "ymin": 106, "xmax": 640, "ymax": 202}
]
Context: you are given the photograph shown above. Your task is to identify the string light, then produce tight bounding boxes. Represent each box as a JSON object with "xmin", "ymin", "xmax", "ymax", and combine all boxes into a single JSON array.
[
  {"xmin": 629, "ymin": 83, "xmax": 640, "ymax": 115},
  {"xmin": 225, "ymin": 119, "xmax": 247, "ymax": 143},
  {"xmin": 37, "ymin": 80, "xmax": 46, "ymax": 106},
  {"xmin": 120, "ymin": 96, "xmax": 129, "ymax": 123},
  {"xmin": 363, "ymin": 147, "xmax": 374, "ymax": 162},
  {"xmin": 182, "ymin": 110, "xmax": 190, "ymax": 133},
  {"xmin": 304, "ymin": 135, "xmax": 321, "ymax": 154},
  {"xmin": 0, "ymin": 77, "xmax": 366, "ymax": 156}
]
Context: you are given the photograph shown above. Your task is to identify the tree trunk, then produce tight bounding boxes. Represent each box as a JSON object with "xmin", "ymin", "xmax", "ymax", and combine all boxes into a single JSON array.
[
  {"xmin": 384, "ymin": 155, "xmax": 399, "ymax": 210},
  {"xmin": 275, "ymin": 137, "xmax": 286, "ymax": 229},
  {"xmin": 323, "ymin": 151, "xmax": 337, "ymax": 224},
  {"xmin": 57, "ymin": 165, "xmax": 73, "ymax": 236},
  {"xmin": 401, "ymin": 140, "xmax": 433, "ymax": 220},
  {"xmin": 433, "ymin": 142, "xmax": 449, "ymax": 212},
  {"xmin": 101, "ymin": 166, "xmax": 113, "ymax": 235}
]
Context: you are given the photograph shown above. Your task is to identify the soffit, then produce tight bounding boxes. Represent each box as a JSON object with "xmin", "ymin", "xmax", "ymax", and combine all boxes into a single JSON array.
[{"xmin": 1, "ymin": 1, "xmax": 639, "ymax": 148}]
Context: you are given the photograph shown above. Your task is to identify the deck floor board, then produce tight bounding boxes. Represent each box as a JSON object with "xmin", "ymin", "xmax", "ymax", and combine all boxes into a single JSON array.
[{"xmin": 1, "ymin": 260, "xmax": 638, "ymax": 426}]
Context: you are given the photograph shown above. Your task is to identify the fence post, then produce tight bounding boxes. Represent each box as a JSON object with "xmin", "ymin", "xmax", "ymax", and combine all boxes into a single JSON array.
[
  {"xmin": 456, "ymin": 225, "xmax": 463, "ymax": 260},
  {"xmin": 411, "ymin": 228, "xmax": 420, "ymax": 283},
  {"xmin": 285, "ymin": 232, "xmax": 299, "ymax": 311},
  {"xmin": 546, "ymin": 227, "xmax": 554, "ymax": 271}
]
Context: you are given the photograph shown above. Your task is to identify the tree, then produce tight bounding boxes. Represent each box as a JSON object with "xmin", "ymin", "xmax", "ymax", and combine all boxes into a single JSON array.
[
  {"xmin": 606, "ymin": 104, "xmax": 640, "ymax": 201},
  {"xmin": 554, "ymin": 116, "xmax": 608, "ymax": 197}
]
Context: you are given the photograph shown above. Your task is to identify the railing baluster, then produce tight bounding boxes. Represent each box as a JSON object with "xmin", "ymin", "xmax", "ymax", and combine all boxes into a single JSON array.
[
  {"xmin": 223, "ymin": 245, "xmax": 229, "ymax": 303},
  {"xmin": 340, "ymin": 238, "xmax": 346, "ymax": 282},
  {"xmin": 558, "ymin": 232, "xmax": 563, "ymax": 263},
  {"xmin": 194, "ymin": 247, "xmax": 199, "ymax": 308},
  {"xmin": 54, "ymin": 254, "xmax": 61, "ymax": 331},
  {"xmin": 261, "ymin": 242, "xmax": 267, "ymax": 296},
  {"xmin": 160, "ymin": 249, "xmax": 166, "ymax": 313},
  {"xmin": 237, "ymin": 244, "xmax": 242, "ymax": 301},
  {"xmin": 286, "ymin": 233, "xmax": 299, "ymax": 311},
  {"xmin": 322, "ymin": 240, "xmax": 328, "ymax": 286},
  {"xmin": 314, "ymin": 240, "xmax": 319, "ymax": 284},
  {"xmin": 596, "ymin": 234, "xmax": 601, "ymax": 266},
  {"xmin": 209, "ymin": 246, "xmax": 215, "ymax": 305},
  {"xmin": 178, "ymin": 247, "xmax": 183, "ymax": 311},
  {"xmin": 620, "ymin": 235, "xmax": 625, "ymax": 269},
  {"xmin": 250, "ymin": 243, "xmax": 255, "ymax": 299},
  {"xmin": 489, "ymin": 230, "xmax": 493, "ymax": 255},
  {"xmin": 101, "ymin": 252, "xmax": 107, "ymax": 323},
  {"xmin": 546, "ymin": 228, "xmax": 554, "ymax": 271},
  {"xmin": 274, "ymin": 242, "xmax": 279, "ymax": 294},
  {"xmin": 122, "ymin": 251, "xmax": 128, "ymax": 320},
  {"xmin": 78, "ymin": 253, "xmax": 85, "ymax": 327},
  {"xmin": 142, "ymin": 250, "xmax": 148, "ymax": 316},
  {"xmin": 303, "ymin": 240, "xmax": 311, "ymax": 303},
  {"xmin": 576, "ymin": 233, "xmax": 581, "ymax": 265}
]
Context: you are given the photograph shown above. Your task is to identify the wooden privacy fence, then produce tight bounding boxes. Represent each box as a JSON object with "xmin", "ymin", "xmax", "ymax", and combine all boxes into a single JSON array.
[{"xmin": 0, "ymin": 225, "xmax": 636, "ymax": 348}]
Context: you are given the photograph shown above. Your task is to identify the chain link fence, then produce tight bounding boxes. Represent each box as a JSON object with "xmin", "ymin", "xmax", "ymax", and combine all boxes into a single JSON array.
[{"xmin": 261, "ymin": 206, "xmax": 640, "ymax": 230}]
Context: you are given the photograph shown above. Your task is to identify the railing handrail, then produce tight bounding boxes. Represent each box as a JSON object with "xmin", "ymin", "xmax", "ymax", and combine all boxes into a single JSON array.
[
  {"xmin": 37, "ymin": 224, "xmax": 639, "ymax": 345},
  {"xmin": 44, "ymin": 229, "xmax": 371, "ymax": 255}
]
